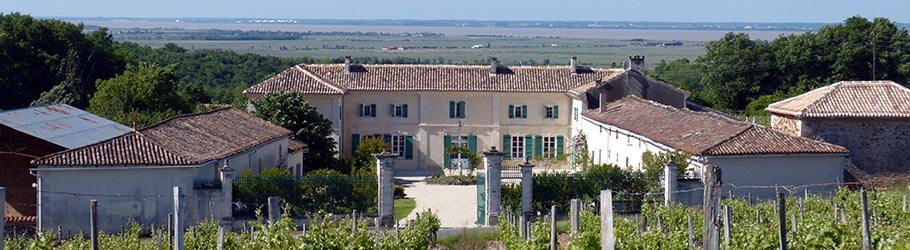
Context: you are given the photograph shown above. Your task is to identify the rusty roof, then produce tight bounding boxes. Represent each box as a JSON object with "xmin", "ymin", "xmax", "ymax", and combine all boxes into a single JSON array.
[
  {"xmin": 243, "ymin": 64, "xmax": 626, "ymax": 95},
  {"xmin": 288, "ymin": 139, "xmax": 307, "ymax": 152},
  {"xmin": 583, "ymin": 96, "xmax": 847, "ymax": 156},
  {"xmin": 0, "ymin": 104, "xmax": 132, "ymax": 149},
  {"xmin": 767, "ymin": 81, "xmax": 910, "ymax": 118},
  {"xmin": 32, "ymin": 108, "xmax": 292, "ymax": 167}
]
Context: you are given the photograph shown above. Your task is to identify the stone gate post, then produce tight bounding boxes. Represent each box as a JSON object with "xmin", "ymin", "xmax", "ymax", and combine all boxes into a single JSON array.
[
  {"xmin": 219, "ymin": 164, "xmax": 235, "ymax": 229},
  {"xmin": 520, "ymin": 160, "xmax": 535, "ymax": 216},
  {"xmin": 375, "ymin": 151, "xmax": 398, "ymax": 226},
  {"xmin": 664, "ymin": 161, "xmax": 678, "ymax": 206},
  {"xmin": 483, "ymin": 147, "xmax": 504, "ymax": 226}
]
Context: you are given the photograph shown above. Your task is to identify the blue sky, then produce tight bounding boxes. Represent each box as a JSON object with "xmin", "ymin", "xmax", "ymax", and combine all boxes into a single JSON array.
[{"xmin": 1, "ymin": 0, "xmax": 907, "ymax": 23}]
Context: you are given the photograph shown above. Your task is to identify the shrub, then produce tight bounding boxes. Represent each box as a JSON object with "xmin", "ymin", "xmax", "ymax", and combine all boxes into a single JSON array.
[
  {"xmin": 233, "ymin": 168, "xmax": 377, "ymax": 216},
  {"xmin": 394, "ymin": 184, "xmax": 407, "ymax": 199},
  {"xmin": 425, "ymin": 173, "xmax": 477, "ymax": 185}
]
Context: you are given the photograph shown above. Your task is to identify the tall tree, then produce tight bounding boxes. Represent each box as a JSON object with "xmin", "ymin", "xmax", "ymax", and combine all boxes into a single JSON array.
[
  {"xmin": 251, "ymin": 92, "xmax": 337, "ymax": 172},
  {"xmin": 88, "ymin": 63, "xmax": 190, "ymax": 127},
  {"xmin": 697, "ymin": 33, "xmax": 777, "ymax": 111}
]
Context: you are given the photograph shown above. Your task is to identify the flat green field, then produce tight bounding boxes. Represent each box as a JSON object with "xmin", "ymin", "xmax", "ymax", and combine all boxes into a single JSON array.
[{"xmin": 124, "ymin": 35, "xmax": 705, "ymax": 67}]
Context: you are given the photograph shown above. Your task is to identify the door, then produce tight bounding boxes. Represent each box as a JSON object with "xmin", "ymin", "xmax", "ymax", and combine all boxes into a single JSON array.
[{"xmin": 450, "ymin": 135, "xmax": 470, "ymax": 170}]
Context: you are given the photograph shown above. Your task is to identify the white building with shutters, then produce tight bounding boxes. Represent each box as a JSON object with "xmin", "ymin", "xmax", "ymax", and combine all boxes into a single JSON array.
[{"xmin": 244, "ymin": 56, "xmax": 689, "ymax": 172}]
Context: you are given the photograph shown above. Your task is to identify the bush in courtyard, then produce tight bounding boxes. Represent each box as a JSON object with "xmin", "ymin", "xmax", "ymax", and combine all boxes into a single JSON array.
[{"xmin": 233, "ymin": 168, "xmax": 377, "ymax": 216}]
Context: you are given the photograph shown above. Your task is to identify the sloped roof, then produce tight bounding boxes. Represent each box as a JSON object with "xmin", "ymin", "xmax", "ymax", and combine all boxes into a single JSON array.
[
  {"xmin": 0, "ymin": 104, "xmax": 131, "ymax": 149},
  {"xmin": 767, "ymin": 81, "xmax": 910, "ymax": 118},
  {"xmin": 243, "ymin": 64, "xmax": 626, "ymax": 95},
  {"xmin": 288, "ymin": 139, "xmax": 307, "ymax": 153},
  {"xmin": 583, "ymin": 96, "xmax": 847, "ymax": 156},
  {"xmin": 32, "ymin": 108, "xmax": 292, "ymax": 167}
]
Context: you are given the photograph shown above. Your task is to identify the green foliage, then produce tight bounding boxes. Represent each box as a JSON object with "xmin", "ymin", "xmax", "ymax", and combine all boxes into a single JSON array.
[
  {"xmin": 498, "ymin": 214, "xmax": 552, "ymax": 250},
  {"xmin": 698, "ymin": 32, "xmax": 777, "ymax": 111},
  {"xmin": 88, "ymin": 63, "xmax": 191, "ymax": 127},
  {"xmin": 352, "ymin": 137, "xmax": 391, "ymax": 174},
  {"xmin": 444, "ymin": 144, "xmax": 482, "ymax": 171},
  {"xmin": 640, "ymin": 151, "xmax": 690, "ymax": 181},
  {"xmin": 233, "ymin": 168, "xmax": 377, "ymax": 216},
  {"xmin": 425, "ymin": 173, "xmax": 478, "ymax": 185},
  {"xmin": 0, "ymin": 13, "xmax": 126, "ymax": 110},
  {"xmin": 743, "ymin": 92, "xmax": 790, "ymax": 117},
  {"xmin": 394, "ymin": 184, "xmax": 407, "ymax": 199},
  {"xmin": 503, "ymin": 164, "xmax": 655, "ymax": 212},
  {"xmin": 251, "ymin": 92, "xmax": 338, "ymax": 171}
]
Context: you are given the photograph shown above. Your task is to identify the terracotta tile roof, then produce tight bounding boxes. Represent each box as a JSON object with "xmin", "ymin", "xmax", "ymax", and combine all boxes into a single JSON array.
[
  {"xmin": 583, "ymin": 96, "xmax": 847, "ymax": 156},
  {"xmin": 243, "ymin": 64, "xmax": 625, "ymax": 95},
  {"xmin": 288, "ymin": 139, "xmax": 307, "ymax": 152},
  {"xmin": 32, "ymin": 108, "xmax": 292, "ymax": 167},
  {"xmin": 704, "ymin": 126, "xmax": 848, "ymax": 155},
  {"xmin": 5, "ymin": 215, "xmax": 36, "ymax": 224},
  {"xmin": 767, "ymin": 81, "xmax": 910, "ymax": 118}
]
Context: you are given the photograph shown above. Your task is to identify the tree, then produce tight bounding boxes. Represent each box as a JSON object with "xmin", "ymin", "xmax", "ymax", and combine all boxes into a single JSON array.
[
  {"xmin": 88, "ymin": 63, "xmax": 191, "ymax": 127},
  {"xmin": 351, "ymin": 137, "xmax": 391, "ymax": 174},
  {"xmin": 697, "ymin": 32, "xmax": 777, "ymax": 111},
  {"xmin": 252, "ymin": 92, "xmax": 337, "ymax": 171}
]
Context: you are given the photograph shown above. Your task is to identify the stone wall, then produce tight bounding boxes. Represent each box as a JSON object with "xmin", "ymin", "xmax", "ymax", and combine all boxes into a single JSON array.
[
  {"xmin": 802, "ymin": 118, "xmax": 910, "ymax": 177},
  {"xmin": 770, "ymin": 114, "xmax": 802, "ymax": 136}
]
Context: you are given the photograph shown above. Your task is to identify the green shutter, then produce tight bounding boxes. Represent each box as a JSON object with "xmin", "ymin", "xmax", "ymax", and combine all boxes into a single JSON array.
[
  {"xmin": 468, "ymin": 135, "xmax": 477, "ymax": 153},
  {"xmin": 405, "ymin": 135, "xmax": 414, "ymax": 159},
  {"xmin": 402, "ymin": 104, "xmax": 408, "ymax": 118},
  {"xmin": 383, "ymin": 134, "xmax": 392, "ymax": 144},
  {"xmin": 449, "ymin": 101, "xmax": 456, "ymax": 118},
  {"xmin": 508, "ymin": 105, "xmax": 515, "ymax": 118},
  {"xmin": 351, "ymin": 134, "xmax": 361, "ymax": 154},
  {"xmin": 556, "ymin": 136, "xmax": 565, "ymax": 156},
  {"xmin": 534, "ymin": 135, "xmax": 543, "ymax": 157},
  {"xmin": 358, "ymin": 104, "xmax": 364, "ymax": 117},
  {"xmin": 522, "ymin": 105, "xmax": 528, "ymax": 118},
  {"xmin": 390, "ymin": 104, "xmax": 396, "ymax": 117},
  {"xmin": 443, "ymin": 135, "xmax": 452, "ymax": 168},
  {"xmin": 525, "ymin": 135, "xmax": 533, "ymax": 159},
  {"xmin": 370, "ymin": 104, "xmax": 377, "ymax": 117},
  {"xmin": 458, "ymin": 101, "xmax": 466, "ymax": 118},
  {"xmin": 502, "ymin": 135, "xmax": 512, "ymax": 160},
  {"xmin": 554, "ymin": 106, "xmax": 559, "ymax": 119}
]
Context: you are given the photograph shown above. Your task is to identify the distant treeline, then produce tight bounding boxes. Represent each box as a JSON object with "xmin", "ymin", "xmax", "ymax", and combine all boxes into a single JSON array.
[{"xmin": 104, "ymin": 28, "xmax": 444, "ymax": 41}]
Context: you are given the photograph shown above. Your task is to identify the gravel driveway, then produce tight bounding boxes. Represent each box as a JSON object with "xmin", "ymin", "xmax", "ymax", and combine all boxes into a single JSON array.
[{"xmin": 398, "ymin": 176, "xmax": 479, "ymax": 228}]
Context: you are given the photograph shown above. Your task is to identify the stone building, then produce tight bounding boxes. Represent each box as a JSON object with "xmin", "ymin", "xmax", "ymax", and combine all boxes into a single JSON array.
[{"xmin": 767, "ymin": 80, "xmax": 910, "ymax": 178}]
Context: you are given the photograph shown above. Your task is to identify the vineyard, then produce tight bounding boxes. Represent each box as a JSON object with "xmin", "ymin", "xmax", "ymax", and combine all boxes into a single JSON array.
[
  {"xmin": 2, "ymin": 209, "xmax": 440, "ymax": 250},
  {"xmin": 498, "ymin": 188, "xmax": 910, "ymax": 249}
]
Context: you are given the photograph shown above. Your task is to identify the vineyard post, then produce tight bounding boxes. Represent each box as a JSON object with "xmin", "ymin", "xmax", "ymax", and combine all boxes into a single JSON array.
[
  {"xmin": 157, "ymin": 228, "xmax": 162, "ymax": 250},
  {"xmin": 550, "ymin": 205, "xmax": 557, "ymax": 250},
  {"xmin": 600, "ymin": 189, "xmax": 614, "ymax": 250},
  {"xmin": 217, "ymin": 225, "xmax": 224, "ymax": 250},
  {"xmin": 790, "ymin": 214, "xmax": 797, "ymax": 233},
  {"xmin": 0, "ymin": 187, "xmax": 4, "ymax": 250},
  {"xmin": 373, "ymin": 217, "xmax": 380, "ymax": 242},
  {"xmin": 268, "ymin": 196, "xmax": 280, "ymax": 224},
  {"xmin": 174, "ymin": 186, "xmax": 184, "ymax": 250},
  {"xmin": 861, "ymin": 189, "xmax": 872, "ymax": 250},
  {"xmin": 777, "ymin": 192, "xmax": 787, "ymax": 250},
  {"xmin": 903, "ymin": 195, "xmax": 907, "ymax": 213},
  {"xmin": 519, "ymin": 214, "xmax": 528, "ymax": 240},
  {"xmin": 91, "ymin": 199, "xmax": 98, "ymax": 250},
  {"xmin": 703, "ymin": 165, "xmax": 721, "ymax": 250},
  {"xmin": 664, "ymin": 161, "xmax": 678, "ymax": 206},
  {"xmin": 352, "ymin": 210, "xmax": 358, "ymax": 236},
  {"xmin": 687, "ymin": 215, "xmax": 694, "ymax": 249},
  {"xmin": 167, "ymin": 213, "xmax": 172, "ymax": 241},
  {"xmin": 571, "ymin": 198, "xmax": 580, "ymax": 233},
  {"xmin": 756, "ymin": 210, "xmax": 761, "ymax": 224},
  {"xmin": 723, "ymin": 205, "xmax": 731, "ymax": 248}
]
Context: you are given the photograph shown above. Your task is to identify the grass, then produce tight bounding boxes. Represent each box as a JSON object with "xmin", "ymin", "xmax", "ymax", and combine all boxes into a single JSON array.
[
  {"xmin": 394, "ymin": 198, "xmax": 416, "ymax": 221},
  {"xmin": 437, "ymin": 228, "xmax": 500, "ymax": 250}
]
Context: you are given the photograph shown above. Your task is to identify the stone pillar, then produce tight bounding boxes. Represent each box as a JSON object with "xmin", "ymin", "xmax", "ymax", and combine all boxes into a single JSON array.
[
  {"xmin": 483, "ymin": 147, "xmax": 504, "ymax": 226},
  {"xmin": 520, "ymin": 160, "xmax": 535, "ymax": 217},
  {"xmin": 664, "ymin": 161, "xmax": 678, "ymax": 206},
  {"xmin": 375, "ymin": 151, "xmax": 398, "ymax": 226},
  {"xmin": 570, "ymin": 198, "xmax": 580, "ymax": 233},
  {"xmin": 219, "ymin": 165, "xmax": 235, "ymax": 229}
]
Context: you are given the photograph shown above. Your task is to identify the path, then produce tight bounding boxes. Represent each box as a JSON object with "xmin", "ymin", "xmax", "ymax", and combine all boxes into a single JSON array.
[{"xmin": 397, "ymin": 175, "xmax": 479, "ymax": 228}]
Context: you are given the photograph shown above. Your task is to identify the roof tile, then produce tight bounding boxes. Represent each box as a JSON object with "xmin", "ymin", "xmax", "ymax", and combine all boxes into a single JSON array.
[{"xmin": 767, "ymin": 81, "xmax": 910, "ymax": 118}]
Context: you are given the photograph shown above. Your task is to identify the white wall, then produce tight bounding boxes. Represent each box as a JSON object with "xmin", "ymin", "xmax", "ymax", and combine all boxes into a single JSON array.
[
  {"xmin": 706, "ymin": 154, "xmax": 845, "ymax": 199},
  {"xmin": 578, "ymin": 115, "xmax": 673, "ymax": 170},
  {"xmin": 220, "ymin": 137, "xmax": 290, "ymax": 174}
]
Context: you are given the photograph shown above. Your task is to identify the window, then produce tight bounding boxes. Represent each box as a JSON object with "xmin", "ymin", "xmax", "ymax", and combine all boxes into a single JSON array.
[
  {"xmin": 391, "ymin": 104, "xmax": 409, "ymax": 118},
  {"xmin": 509, "ymin": 105, "xmax": 528, "ymax": 119},
  {"xmin": 545, "ymin": 106, "xmax": 558, "ymax": 119},
  {"xmin": 573, "ymin": 107, "xmax": 579, "ymax": 121},
  {"xmin": 360, "ymin": 104, "xmax": 376, "ymax": 117},
  {"xmin": 449, "ymin": 101, "xmax": 466, "ymax": 118},
  {"xmin": 391, "ymin": 135, "xmax": 406, "ymax": 158},
  {"xmin": 449, "ymin": 135, "xmax": 469, "ymax": 159},
  {"xmin": 542, "ymin": 136, "xmax": 556, "ymax": 158},
  {"xmin": 511, "ymin": 136, "xmax": 525, "ymax": 159}
]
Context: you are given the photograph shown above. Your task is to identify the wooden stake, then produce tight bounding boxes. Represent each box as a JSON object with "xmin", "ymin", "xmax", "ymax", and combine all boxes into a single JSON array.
[
  {"xmin": 550, "ymin": 205, "xmax": 557, "ymax": 250},
  {"xmin": 174, "ymin": 186, "xmax": 184, "ymax": 250},
  {"xmin": 600, "ymin": 190, "xmax": 614, "ymax": 250},
  {"xmin": 703, "ymin": 165, "xmax": 721, "ymax": 250},
  {"xmin": 777, "ymin": 193, "xmax": 788, "ymax": 250},
  {"xmin": 217, "ymin": 226, "xmax": 224, "ymax": 250},
  {"xmin": 723, "ymin": 205, "xmax": 731, "ymax": 248},
  {"xmin": 91, "ymin": 199, "xmax": 98, "ymax": 250},
  {"xmin": 687, "ymin": 215, "xmax": 694, "ymax": 249},
  {"xmin": 861, "ymin": 190, "xmax": 872, "ymax": 250}
]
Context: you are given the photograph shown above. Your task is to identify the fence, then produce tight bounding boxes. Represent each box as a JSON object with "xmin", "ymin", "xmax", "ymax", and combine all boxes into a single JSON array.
[{"xmin": 233, "ymin": 175, "xmax": 378, "ymax": 217}]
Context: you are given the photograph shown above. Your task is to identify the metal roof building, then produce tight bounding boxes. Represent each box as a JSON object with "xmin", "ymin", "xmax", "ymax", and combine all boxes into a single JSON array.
[{"xmin": 0, "ymin": 104, "xmax": 132, "ymax": 149}]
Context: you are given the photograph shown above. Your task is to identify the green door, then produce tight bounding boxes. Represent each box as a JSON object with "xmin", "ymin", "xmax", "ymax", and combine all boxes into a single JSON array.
[{"xmin": 476, "ymin": 172, "xmax": 486, "ymax": 225}]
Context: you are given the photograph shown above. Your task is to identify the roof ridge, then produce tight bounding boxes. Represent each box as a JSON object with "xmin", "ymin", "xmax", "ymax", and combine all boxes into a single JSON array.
[
  {"xmin": 296, "ymin": 65, "xmax": 346, "ymax": 94},
  {"xmin": 306, "ymin": 63, "xmax": 622, "ymax": 70}
]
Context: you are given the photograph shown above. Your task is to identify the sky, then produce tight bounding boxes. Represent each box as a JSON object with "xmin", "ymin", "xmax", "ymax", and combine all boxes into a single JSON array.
[{"xmin": 1, "ymin": 0, "xmax": 907, "ymax": 23}]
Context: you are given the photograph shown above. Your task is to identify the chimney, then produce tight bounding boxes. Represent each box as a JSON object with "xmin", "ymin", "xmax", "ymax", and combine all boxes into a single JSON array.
[
  {"xmin": 570, "ymin": 56, "xmax": 578, "ymax": 74},
  {"xmin": 629, "ymin": 55, "xmax": 645, "ymax": 73},
  {"xmin": 344, "ymin": 56, "xmax": 352, "ymax": 74},
  {"xmin": 490, "ymin": 57, "xmax": 498, "ymax": 74}
]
